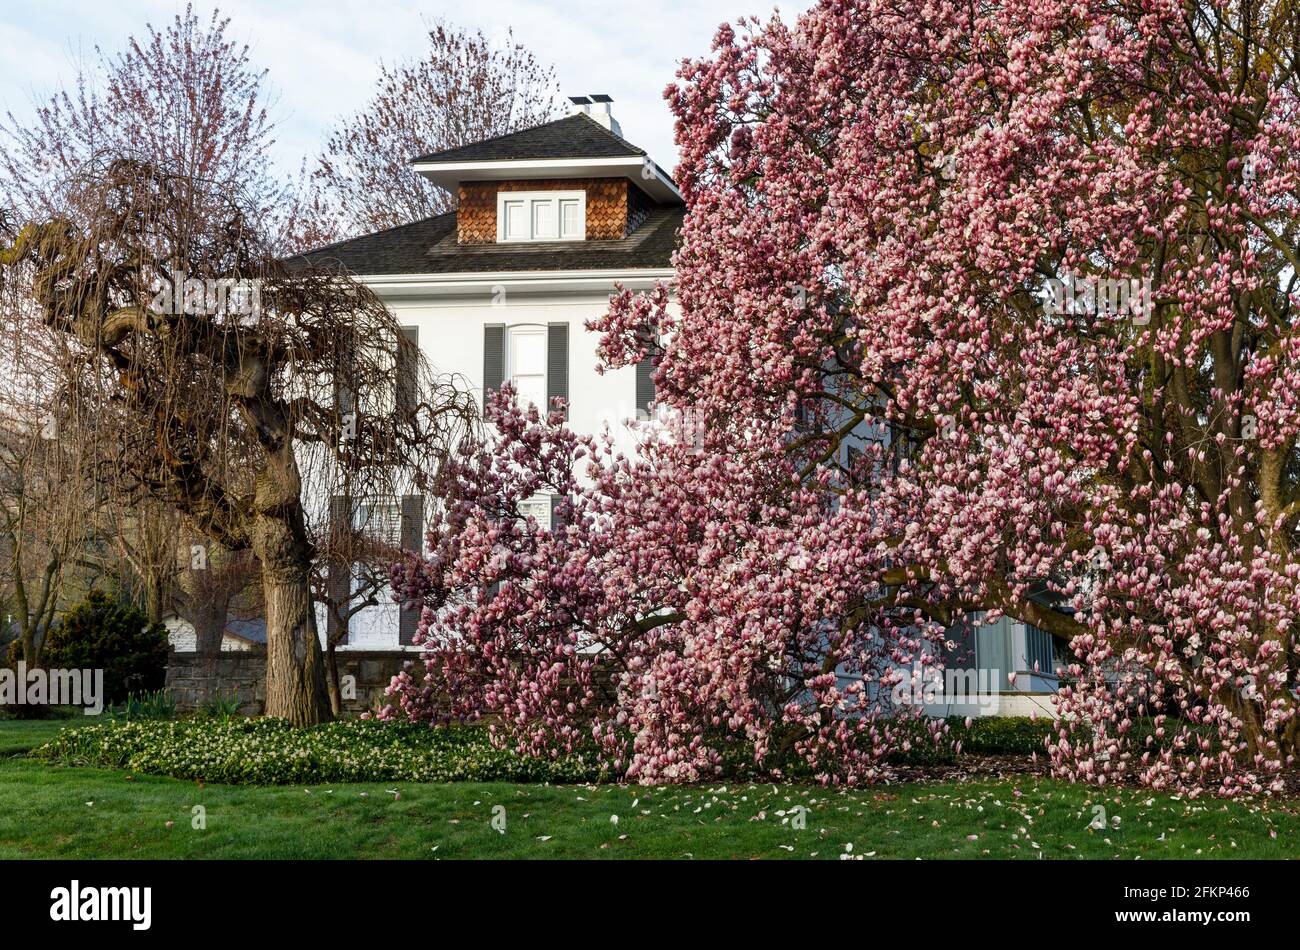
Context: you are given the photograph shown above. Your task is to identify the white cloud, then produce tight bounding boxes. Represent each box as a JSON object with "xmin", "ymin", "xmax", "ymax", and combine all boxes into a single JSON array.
[{"xmin": 0, "ymin": 0, "xmax": 814, "ymax": 180}]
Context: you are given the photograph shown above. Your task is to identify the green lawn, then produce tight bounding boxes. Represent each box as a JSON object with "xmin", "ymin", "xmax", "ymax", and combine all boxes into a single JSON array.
[
  {"xmin": 0, "ymin": 719, "xmax": 76, "ymax": 757},
  {"xmin": 0, "ymin": 719, "xmax": 1296, "ymax": 859}
]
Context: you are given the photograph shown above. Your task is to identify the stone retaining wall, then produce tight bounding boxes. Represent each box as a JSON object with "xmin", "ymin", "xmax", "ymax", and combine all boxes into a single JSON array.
[{"xmin": 165, "ymin": 651, "xmax": 408, "ymax": 717}]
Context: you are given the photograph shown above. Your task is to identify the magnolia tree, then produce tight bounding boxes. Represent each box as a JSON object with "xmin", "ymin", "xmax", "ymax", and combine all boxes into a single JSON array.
[{"xmin": 389, "ymin": 0, "xmax": 1300, "ymax": 794}]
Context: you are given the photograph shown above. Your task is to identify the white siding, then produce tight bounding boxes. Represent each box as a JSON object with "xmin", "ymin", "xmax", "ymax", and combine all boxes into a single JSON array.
[
  {"xmin": 395, "ymin": 290, "xmax": 646, "ymax": 461},
  {"xmin": 164, "ymin": 618, "xmax": 255, "ymax": 653},
  {"xmin": 324, "ymin": 284, "xmax": 666, "ymax": 650}
]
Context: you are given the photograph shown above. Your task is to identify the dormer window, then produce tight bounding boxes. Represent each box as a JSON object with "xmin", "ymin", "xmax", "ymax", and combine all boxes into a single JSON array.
[{"xmin": 497, "ymin": 190, "xmax": 586, "ymax": 242}]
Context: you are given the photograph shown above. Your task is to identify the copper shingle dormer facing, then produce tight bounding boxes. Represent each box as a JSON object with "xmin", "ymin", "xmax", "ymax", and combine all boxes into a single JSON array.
[
  {"xmin": 456, "ymin": 177, "xmax": 655, "ymax": 244},
  {"xmin": 411, "ymin": 105, "xmax": 681, "ymax": 246}
]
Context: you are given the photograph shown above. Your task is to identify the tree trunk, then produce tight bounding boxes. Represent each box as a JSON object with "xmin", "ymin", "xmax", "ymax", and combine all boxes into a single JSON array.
[
  {"xmin": 252, "ymin": 450, "xmax": 332, "ymax": 726},
  {"xmin": 326, "ymin": 641, "xmax": 342, "ymax": 716},
  {"xmin": 193, "ymin": 609, "xmax": 227, "ymax": 657},
  {"xmin": 263, "ymin": 571, "xmax": 331, "ymax": 724},
  {"xmin": 191, "ymin": 608, "xmax": 226, "ymax": 707},
  {"xmin": 145, "ymin": 579, "xmax": 165, "ymax": 625},
  {"xmin": 9, "ymin": 620, "xmax": 50, "ymax": 719},
  {"xmin": 18, "ymin": 617, "xmax": 45, "ymax": 669}
]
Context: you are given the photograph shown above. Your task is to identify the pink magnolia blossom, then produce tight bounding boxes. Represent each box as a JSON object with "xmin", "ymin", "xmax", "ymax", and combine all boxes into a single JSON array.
[{"xmin": 388, "ymin": 0, "xmax": 1300, "ymax": 794}]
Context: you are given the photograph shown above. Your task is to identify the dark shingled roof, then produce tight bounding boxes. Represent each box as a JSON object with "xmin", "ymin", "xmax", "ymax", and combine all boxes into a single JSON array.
[
  {"xmin": 293, "ymin": 206, "xmax": 683, "ymax": 277},
  {"xmin": 225, "ymin": 618, "xmax": 267, "ymax": 644},
  {"xmin": 412, "ymin": 113, "xmax": 646, "ymax": 164}
]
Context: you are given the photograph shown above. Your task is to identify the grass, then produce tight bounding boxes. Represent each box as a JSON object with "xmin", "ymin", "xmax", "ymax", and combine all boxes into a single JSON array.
[
  {"xmin": 0, "ymin": 717, "xmax": 88, "ymax": 756},
  {"xmin": 0, "ymin": 719, "xmax": 1297, "ymax": 859}
]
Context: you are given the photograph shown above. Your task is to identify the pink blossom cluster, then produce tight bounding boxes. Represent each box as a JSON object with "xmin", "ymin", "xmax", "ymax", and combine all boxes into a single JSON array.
[{"xmin": 381, "ymin": 390, "xmax": 944, "ymax": 783}]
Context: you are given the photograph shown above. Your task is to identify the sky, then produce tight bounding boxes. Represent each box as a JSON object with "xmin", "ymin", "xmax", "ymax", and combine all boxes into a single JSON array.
[{"xmin": 0, "ymin": 0, "xmax": 814, "ymax": 177}]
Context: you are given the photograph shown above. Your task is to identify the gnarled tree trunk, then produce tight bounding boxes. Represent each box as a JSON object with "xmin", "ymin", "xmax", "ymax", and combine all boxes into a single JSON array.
[
  {"xmin": 263, "ymin": 571, "xmax": 331, "ymax": 724},
  {"xmin": 253, "ymin": 452, "xmax": 332, "ymax": 726}
]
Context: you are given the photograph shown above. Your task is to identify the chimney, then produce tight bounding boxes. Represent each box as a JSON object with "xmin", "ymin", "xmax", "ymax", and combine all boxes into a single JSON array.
[{"xmin": 568, "ymin": 93, "xmax": 622, "ymax": 138}]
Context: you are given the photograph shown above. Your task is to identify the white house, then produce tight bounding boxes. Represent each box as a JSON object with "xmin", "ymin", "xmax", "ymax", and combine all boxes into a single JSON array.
[
  {"xmin": 164, "ymin": 616, "xmax": 266, "ymax": 652},
  {"xmin": 299, "ymin": 96, "xmax": 681, "ymax": 652}
]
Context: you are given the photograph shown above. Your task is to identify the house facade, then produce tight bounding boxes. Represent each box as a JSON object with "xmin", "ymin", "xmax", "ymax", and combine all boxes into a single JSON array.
[{"xmin": 299, "ymin": 97, "xmax": 682, "ymax": 653}]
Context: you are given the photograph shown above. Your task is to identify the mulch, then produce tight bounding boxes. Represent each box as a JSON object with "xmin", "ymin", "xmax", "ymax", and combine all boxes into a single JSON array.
[{"xmin": 886, "ymin": 754, "xmax": 1052, "ymax": 786}]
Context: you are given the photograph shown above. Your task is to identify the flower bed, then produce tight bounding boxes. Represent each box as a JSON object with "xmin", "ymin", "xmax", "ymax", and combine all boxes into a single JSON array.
[{"xmin": 32, "ymin": 718, "xmax": 606, "ymax": 785}]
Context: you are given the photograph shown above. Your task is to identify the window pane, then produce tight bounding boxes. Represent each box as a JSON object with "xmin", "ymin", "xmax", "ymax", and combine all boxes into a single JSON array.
[
  {"xmin": 514, "ymin": 374, "xmax": 546, "ymax": 410},
  {"xmin": 511, "ymin": 329, "xmax": 546, "ymax": 375},
  {"xmin": 560, "ymin": 199, "xmax": 581, "ymax": 238},
  {"xmin": 504, "ymin": 201, "xmax": 525, "ymax": 239},
  {"xmin": 531, "ymin": 198, "xmax": 556, "ymax": 239}
]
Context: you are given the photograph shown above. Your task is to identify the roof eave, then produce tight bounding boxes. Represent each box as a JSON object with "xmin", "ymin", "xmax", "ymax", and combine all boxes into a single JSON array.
[
  {"xmin": 356, "ymin": 267, "xmax": 676, "ymax": 299},
  {"xmin": 413, "ymin": 156, "xmax": 682, "ymax": 204}
]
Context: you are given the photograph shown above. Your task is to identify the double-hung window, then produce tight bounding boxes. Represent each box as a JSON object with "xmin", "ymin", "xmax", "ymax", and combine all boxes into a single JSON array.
[
  {"xmin": 518, "ymin": 495, "xmax": 553, "ymax": 530},
  {"xmin": 357, "ymin": 500, "xmax": 401, "ymax": 547},
  {"xmin": 497, "ymin": 191, "xmax": 586, "ymax": 242},
  {"xmin": 484, "ymin": 322, "xmax": 568, "ymax": 420},
  {"xmin": 508, "ymin": 325, "xmax": 547, "ymax": 410}
]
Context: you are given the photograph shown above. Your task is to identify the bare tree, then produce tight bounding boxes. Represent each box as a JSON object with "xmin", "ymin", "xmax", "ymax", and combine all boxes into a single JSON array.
[
  {"xmin": 0, "ymin": 248, "xmax": 96, "ymax": 668},
  {"xmin": 177, "ymin": 544, "xmax": 260, "ymax": 657},
  {"xmin": 311, "ymin": 20, "xmax": 560, "ymax": 237},
  {"xmin": 105, "ymin": 500, "xmax": 260, "ymax": 655},
  {"xmin": 0, "ymin": 421, "xmax": 92, "ymax": 668},
  {"xmin": 0, "ymin": 4, "xmax": 316, "ymax": 253},
  {"xmin": 0, "ymin": 160, "xmax": 476, "ymax": 724},
  {"xmin": 102, "ymin": 500, "xmax": 183, "ymax": 626}
]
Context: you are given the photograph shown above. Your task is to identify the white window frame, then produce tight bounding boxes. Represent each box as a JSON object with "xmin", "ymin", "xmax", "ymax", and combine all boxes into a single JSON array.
[
  {"xmin": 356, "ymin": 499, "xmax": 401, "ymax": 547},
  {"xmin": 507, "ymin": 324, "xmax": 548, "ymax": 411},
  {"xmin": 518, "ymin": 494, "xmax": 553, "ymax": 530},
  {"xmin": 496, "ymin": 190, "xmax": 586, "ymax": 243}
]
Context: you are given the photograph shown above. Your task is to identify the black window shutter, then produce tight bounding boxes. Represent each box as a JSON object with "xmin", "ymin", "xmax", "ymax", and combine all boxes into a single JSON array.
[
  {"xmin": 549, "ymin": 493, "xmax": 567, "ymax": 530},
  {"xmin": 636, "ymin": 354, "xmax": 656, "ymax": 421},
  {"xmin": 396, "ymin": 326, "xmax": 418, "ymax": 415},
  {"xmin": 326, "ymin": 495, "xmax": 351, "ymax": 646},
  {"xmin": 547, "ymin": 322, "xmax": 569, "ymax": 418},
  {"xmin": 483, "ymin": 324, "xmax": 505, "ymax": 417},
  {"xmin": 398, "ymin": 494, "xmax": 424, "ymax": 646}
]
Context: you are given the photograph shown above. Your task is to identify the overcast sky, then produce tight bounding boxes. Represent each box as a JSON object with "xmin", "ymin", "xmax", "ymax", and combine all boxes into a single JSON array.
[{"xmin": 0, "ymin": 1, "xmax": 813, "ymax": 178}]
